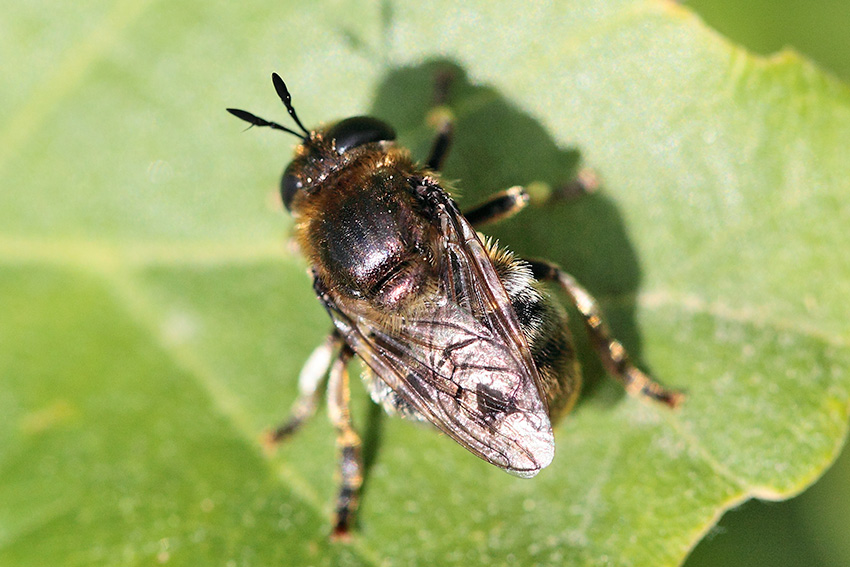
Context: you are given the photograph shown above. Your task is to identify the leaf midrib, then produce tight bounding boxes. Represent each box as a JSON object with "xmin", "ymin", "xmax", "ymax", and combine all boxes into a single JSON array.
[{"xmin": 3, "ymin": 237, "xmax": 846, "ymax": 349}]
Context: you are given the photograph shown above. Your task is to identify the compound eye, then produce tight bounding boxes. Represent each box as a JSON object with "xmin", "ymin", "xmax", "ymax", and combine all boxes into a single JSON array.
[
  {"xmin": 280, "ymin": 164, "xmax": 302, "ymax": 211},
  {"xmin": 326, "ymin": 116, "xmax": 396, "ymax": 155}
]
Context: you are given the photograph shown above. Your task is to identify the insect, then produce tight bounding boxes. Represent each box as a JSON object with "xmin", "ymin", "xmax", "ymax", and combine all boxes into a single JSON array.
[{"xmin": 227, "ymin": 73, "xmax": 682, "ymax": 539}]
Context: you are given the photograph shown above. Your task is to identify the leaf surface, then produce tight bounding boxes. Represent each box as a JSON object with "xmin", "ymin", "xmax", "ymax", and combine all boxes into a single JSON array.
[{"xmin": 2, "ymin": 1, "xmax": 849, "ymax": 565}]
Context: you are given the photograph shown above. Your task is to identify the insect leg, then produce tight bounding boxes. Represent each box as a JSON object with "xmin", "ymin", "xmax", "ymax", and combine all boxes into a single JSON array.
[
  {"xmin": 528, "ymin": 259, "xmax": 684, "ymax": 408},
  {"xmin": 425, "ymin": 112, "xmax": 454, "ymax": 171},
  {"xmin": 267, "ymin": 332, "xmax": 339, "ymax": 443},
  {"xmin": 549, "ymin": 168, "xmax": 600, "ymax": 202},
  {"xmin": 463, "ymin": 186, "xmax": 530, "ymax": 227},
  {"xmin": 326, "ymin": 344, "xmax": 362, "ymax": 539},
  {"xmin": 460, "ymin": 171, "xmax": 598, "ymax": 228},
  {"xmin": 425, "ymin": 69, "xmax": 456, "ymax": 171}
]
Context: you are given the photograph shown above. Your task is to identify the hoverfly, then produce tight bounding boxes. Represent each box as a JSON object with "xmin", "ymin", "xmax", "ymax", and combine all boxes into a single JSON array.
[{"xmin": 227, "ymin": 73, "xmax": 682, "ymax": 539}]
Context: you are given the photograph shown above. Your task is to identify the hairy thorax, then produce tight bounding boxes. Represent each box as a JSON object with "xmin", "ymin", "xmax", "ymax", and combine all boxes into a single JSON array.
[{"xmin": 296, "ymin": 153, "xmax": 438, "ymax": 312}]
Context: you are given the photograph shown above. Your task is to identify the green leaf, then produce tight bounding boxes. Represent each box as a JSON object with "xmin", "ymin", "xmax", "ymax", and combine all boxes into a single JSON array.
[{"xmin": 2, "ymin": 1, "xmax": 849, "ymax": 566}]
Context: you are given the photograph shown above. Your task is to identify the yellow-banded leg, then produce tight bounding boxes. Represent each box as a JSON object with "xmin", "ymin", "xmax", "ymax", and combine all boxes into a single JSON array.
[
  {"xmin": 463, "ymin": 186, "xmax": 530, "ymax": 227},
  {"xmin": 528, "ymin": 259, "xmax": 684, "ymax": 408},
  {"xmin": 326, "ymin": 345, "xmax": 362, "ymax": 540},
  {"xmin": 425, "ymin": 68, "xmax": 456, "ymax": 172}
]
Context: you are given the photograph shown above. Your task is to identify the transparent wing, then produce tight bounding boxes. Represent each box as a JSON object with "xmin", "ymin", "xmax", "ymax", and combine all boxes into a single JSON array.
[{"xmin": 320, "ymin": 186, "xmax": 554, "ymax": 477}]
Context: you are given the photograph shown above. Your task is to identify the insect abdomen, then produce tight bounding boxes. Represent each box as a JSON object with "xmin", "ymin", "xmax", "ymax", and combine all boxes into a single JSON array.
[{"xmin": 487, "ymin": 245, "xmax": 581, "ymax": 423}]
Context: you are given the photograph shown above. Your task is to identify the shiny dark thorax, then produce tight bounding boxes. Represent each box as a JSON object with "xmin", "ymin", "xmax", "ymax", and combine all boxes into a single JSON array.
[{"xmin": 292, "ymin": 145, "xmax": 437, "ymax": 312}]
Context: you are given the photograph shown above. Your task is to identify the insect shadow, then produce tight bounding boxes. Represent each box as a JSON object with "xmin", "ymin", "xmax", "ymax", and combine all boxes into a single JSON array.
[{"xmin": 357, "ymin": 59, "xmax": 648, "ymax": 494}]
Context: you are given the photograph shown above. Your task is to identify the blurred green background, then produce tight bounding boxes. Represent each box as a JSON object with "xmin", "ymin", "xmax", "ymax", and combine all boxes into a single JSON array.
[
  {"xmin": 688, "ymin": 0, "xmax": 850, "ymax": 81},
  {"xmin": 683, "ymin": 3, "xmax": 850, "ymax": 566}
]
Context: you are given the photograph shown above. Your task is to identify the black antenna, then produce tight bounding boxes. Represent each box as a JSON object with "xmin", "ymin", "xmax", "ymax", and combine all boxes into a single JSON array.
[
  {"xmin": 226, "ymin": 73, "xmax": 310, "ymax": 141},
  {"xmin": 271, "ymin": 73, "xmax": 310, "ymax": 137},
  {"xmin": 226, "ymin": 108, "xmax": 307, "ymax": 139}
]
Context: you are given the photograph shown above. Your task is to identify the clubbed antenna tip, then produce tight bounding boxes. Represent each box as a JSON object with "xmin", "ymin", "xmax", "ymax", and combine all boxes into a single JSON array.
[{"xmin": 271, "ymin": 73, "xmax": 310, "ymax": 137}]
